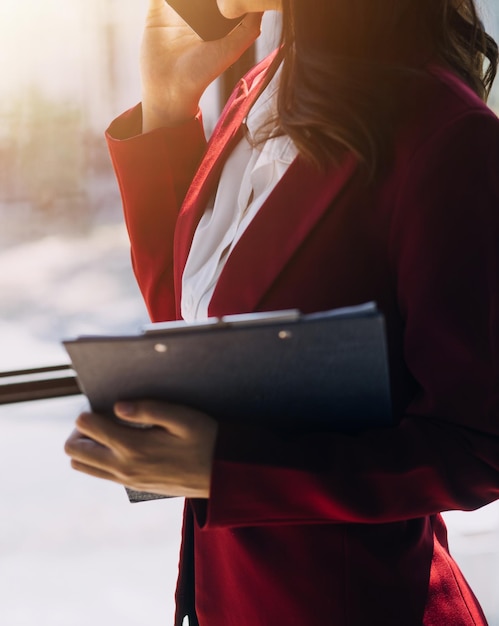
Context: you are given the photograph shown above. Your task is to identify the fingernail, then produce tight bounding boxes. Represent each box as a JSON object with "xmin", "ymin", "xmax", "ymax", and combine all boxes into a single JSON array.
[{"xmin": 115, "ymin": 401, "xmax": 136, "ymax": 416}]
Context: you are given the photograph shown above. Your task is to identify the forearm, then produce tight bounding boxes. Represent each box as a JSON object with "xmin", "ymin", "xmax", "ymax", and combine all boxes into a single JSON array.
[
  {"xmin": 198, "ymin": 410, "xmax": 499, "ymax": 529},
  {"xmin": 106, "ymin": 104, "xmax": 207, "ymax": 320}
]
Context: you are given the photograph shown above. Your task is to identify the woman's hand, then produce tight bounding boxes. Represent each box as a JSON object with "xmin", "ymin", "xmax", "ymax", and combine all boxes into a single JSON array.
[
  {"xmin": 141, "ymin": 0, "xmax": 262, "ymax": 131},
  {"xmin": 64, "ymin": 401, "xmax": 219, "ymax": 498}
]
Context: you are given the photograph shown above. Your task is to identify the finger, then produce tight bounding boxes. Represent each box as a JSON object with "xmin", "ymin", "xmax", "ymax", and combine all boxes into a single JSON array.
[
  {"xmin": 64, "ymin": 427, "xmax": 83, "ymax": 448},
  {"xmin": 72, "ymin": 412, "xmax": 133, "ymax": 451},
  {"xmin": 65, "ymin": 428, "xmax": 113, "ymax": 468},
  {"xmin": 114, "ymin": 400, "xmax": 202, "ymax": 438},
  {"xmin": 70, "ymin": 458, "xmax": 121, "ymax": 483},
  {"xmin": 64, "ymin": 427, "xmax": 101, "ymax": 455},
  {"xmin": 203, "ymin": 12, "xmax": 262, "ymax": 69},
  {"xmin": 223, "ymin": 12, "xmax": 263, "ymax": 47}
]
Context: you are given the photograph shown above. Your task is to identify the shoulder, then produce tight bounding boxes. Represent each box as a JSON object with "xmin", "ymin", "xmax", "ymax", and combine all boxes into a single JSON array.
[
  {"xmin": 386, "ymin": 68, "xmax": 499, "ymax": 244},
  {"xmin": 393, "ymin": 67, "xmax": 499, "ymax": 180},
  {"xmin": 425, "ymin": 65, "xmax": 496, "ymax": 118},
  {"xmin": 405, "ymin": 64, "xmax": 498, "ymax": 131}
]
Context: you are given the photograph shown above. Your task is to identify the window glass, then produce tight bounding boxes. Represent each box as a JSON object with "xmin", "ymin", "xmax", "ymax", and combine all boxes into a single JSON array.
[
  {"xmin": 0, "ymin": 1, "xmax": 148, "ymax": 370},
  {"xmin": 0, "ymin": 4, "xmax": 184, "ymax": 624}
]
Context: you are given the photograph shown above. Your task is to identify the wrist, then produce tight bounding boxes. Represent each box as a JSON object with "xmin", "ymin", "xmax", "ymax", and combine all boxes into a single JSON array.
[{"xmin": 141, "ymin": 98, "xmax": 200, "ymax": 133}]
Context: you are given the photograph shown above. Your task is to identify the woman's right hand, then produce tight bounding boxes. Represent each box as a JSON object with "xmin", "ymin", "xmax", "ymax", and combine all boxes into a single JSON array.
[{"xmin": 141, "ymin": 0, "xmax": 262, "ymax": 132}]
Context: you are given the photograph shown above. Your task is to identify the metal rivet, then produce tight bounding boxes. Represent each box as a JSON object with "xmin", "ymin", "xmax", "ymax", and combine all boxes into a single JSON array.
[
  {"xmin": 154, "ymin": 343, "xmax": 168, "ymax": 353},
  {"xmin": 278, "ymin": 330, "xmax": 292, "ymax": 340}
]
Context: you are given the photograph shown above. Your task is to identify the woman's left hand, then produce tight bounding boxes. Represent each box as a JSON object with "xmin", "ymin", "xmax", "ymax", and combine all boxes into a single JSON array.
[{"xmin": 64, "ymin": 401, "xmax": 218, "ymax": 498}]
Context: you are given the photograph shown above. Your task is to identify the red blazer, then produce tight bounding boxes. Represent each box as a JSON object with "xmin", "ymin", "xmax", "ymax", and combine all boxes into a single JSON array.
[{"xmin": 107, "ymin": 54, "xmax": 499, "ymax": 625}]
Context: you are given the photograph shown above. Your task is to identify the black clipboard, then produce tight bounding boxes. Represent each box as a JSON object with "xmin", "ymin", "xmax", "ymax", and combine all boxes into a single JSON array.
[{"xmin": 63, "ymin": 302, "xmax": 392, "ymax": 502}]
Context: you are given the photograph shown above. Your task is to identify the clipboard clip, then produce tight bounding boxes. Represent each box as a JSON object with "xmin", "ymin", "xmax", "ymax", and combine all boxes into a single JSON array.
[{"xmin": 142, "ymin": 309, "xmax": 302, "ymax": 335}]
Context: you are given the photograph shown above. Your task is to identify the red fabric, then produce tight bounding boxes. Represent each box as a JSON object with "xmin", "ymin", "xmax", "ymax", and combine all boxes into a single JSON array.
[{"xmin": 106, "ymin": 54, "xmax": 499, "ymax": 625}]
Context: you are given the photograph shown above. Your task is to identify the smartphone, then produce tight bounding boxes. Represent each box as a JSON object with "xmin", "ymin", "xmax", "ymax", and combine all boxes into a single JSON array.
[{"xmin": 166, "ymin": 0, "xmax": 246, "ymax": 41}]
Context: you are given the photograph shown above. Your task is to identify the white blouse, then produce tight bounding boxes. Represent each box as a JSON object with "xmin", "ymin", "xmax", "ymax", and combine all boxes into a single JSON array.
[{"xmin": 181, "ymin": 68, "xmax": 298, "ymax": 322}]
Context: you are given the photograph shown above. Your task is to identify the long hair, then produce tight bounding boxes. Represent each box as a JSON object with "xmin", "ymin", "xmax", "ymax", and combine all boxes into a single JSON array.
[{"xmin": 270, "ymin": 0, "xmax": 498, "ymax": 178}]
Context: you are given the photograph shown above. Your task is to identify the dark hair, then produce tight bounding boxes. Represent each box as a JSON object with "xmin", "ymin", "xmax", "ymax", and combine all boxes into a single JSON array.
[{"xmin": 270, "ymin": 0, "xmax": 498, "ymax": 178}]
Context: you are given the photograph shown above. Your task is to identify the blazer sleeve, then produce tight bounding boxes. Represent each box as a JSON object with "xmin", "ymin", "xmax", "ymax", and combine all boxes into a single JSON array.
[
  {"xmin": 199, "ymin": 108, "xmax": 499, "ymax": 529},
  {"xmin": 105, "ymin": 104, "xmax": 207, "ymax": 321}
]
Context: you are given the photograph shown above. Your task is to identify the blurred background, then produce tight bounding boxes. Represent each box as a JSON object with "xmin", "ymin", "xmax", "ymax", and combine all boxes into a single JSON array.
[{"xmin": 0, "ymin": 1, "xmax": 498, "ymax": 624}]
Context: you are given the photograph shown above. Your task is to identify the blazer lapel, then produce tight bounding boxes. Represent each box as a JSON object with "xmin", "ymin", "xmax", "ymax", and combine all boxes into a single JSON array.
[
  {"xmin": 208, "ymin": 154, "xmax": 358, "ymax": 316},
  {"xmin": 173, "ymin": 58, "xmax": 274, "ymax": 314},
  {"xmin": 172, "ymin": 49, "xmax": 357, "ymax": 319}
]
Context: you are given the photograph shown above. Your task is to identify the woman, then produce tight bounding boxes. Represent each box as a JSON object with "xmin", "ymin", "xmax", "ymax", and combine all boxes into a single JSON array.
[{"xmin": 65, "ymin": 0, "xmax": 499, "ymax": 624}]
